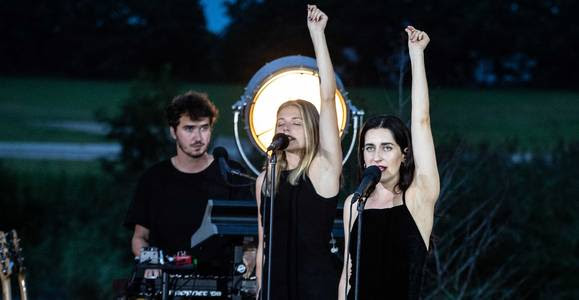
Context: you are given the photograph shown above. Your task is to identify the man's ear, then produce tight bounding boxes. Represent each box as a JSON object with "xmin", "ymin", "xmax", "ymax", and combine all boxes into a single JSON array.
[{"xmin": 169, "ymin": 127, "xmax": 176, "ymax": 140}]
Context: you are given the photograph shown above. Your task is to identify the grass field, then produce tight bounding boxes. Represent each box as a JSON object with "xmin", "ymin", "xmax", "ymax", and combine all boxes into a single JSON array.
[
  {"xmin": 0, "ymin": 158, "xmax": 103, "ymax": 176},
  {"xmin": 1, "ymin": 76, "xmax": 578, "ymax": 147}
]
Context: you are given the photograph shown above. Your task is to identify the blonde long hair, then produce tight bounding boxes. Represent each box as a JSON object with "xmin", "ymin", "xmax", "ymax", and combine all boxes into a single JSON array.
[{"xmin": 264, "ymin": 100, "xmax": 320, "ymax": 194}]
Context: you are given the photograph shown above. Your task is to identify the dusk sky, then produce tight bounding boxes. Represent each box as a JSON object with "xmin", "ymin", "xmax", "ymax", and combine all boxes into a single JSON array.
[{"xmin": 200, "ymin": 0, "xmax": 232, "ymax": 33}]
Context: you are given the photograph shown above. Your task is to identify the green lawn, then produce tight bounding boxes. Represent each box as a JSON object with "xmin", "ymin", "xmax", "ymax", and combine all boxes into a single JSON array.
[
  {"xmin": 1, "ymin": 76, "xmax": 578, "ymax": 147},
  {"xmin": 0, "ymin": 159, "xmax": 103, "ymax": 177},
  {"xmin": 351, "ymin": 87, "xmax": 579, "ymax": 147},
  {"xmin": 428, "ymin": 89, "xmax": 579, "ymax": 147},
  {"xmin": 0, "ymin": 77, "xmax": 129, "ymax": 142}
]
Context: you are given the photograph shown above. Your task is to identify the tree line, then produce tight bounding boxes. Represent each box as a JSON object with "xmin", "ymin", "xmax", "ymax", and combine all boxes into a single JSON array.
[{"xmin": 1, "ymin": 0, "xmax": 576, "ymax": 88}]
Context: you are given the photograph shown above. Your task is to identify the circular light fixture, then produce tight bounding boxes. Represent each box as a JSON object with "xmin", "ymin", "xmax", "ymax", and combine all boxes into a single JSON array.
[
  {"xmin": 232, "ymin": 55, "xmax": 363, "ymax": 175},
  {"xmin": 247, "ymin": 68, "xmax": 348, "ymax": 152}
]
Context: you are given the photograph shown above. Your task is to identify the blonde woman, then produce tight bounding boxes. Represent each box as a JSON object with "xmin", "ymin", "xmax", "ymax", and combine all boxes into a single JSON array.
[{"xmin": 255, "ymin": 5, "xmax": 341, "ymax": 300}]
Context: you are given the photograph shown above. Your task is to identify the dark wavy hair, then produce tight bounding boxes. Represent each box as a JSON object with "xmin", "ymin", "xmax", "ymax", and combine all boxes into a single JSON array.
[
  {"xmin": 166, "ymin": 91, "xmax": 219, "ymax": 129},
  {"xmin": 357, "ymin": 115, "xmax": 415, "ymax": 192}
]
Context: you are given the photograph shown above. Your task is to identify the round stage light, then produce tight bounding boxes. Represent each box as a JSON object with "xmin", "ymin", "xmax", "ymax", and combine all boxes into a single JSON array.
[
  {"xmin": 247, "ymin": 68, "xmax": 348, "ymax": 153},
  {"xmin": 232, "ymin": 55, "xmax": 363, "ymax": 175}
]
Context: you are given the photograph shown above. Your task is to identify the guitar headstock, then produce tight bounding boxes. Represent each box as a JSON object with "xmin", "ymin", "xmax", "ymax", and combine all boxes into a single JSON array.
[
  {"xmin": 8, "ymin": 230, "xmax": 25, "ymax": 274},
  {"xmin": 0, "ymin": 231, "xmax": 13, "ymax": 281}
]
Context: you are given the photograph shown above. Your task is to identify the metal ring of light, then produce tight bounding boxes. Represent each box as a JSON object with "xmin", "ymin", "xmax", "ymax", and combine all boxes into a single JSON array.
[{"xmin": 232, "ymin": 55, "xmax": 364, "ymax": 175}]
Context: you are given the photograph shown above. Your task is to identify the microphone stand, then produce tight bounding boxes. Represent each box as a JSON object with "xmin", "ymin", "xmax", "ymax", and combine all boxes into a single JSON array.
[
  {"xmin": 353, "ymin": 194, "xmax": 367, "ymax": 300},
  {"xmin": 263, "ymin": 151, "xmax": 278, "ymax": 300}
]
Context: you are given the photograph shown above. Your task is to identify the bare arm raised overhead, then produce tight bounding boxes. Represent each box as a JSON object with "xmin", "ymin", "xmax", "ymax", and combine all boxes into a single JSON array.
[
  {"xmin": 307, "ymin": 5, "xmax": 342, "ymax": 197},
  {"xmin": 405, "ymin": 26, "xmax": 440, "ymax": 204}
]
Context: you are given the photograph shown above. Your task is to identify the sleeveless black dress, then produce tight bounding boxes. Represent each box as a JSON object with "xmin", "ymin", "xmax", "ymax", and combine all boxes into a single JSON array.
[
  {"xmin": 347, "ymin": 192, "xmax": 428, "ymax": 300},
  {"xmin": 261, "ymin": 171, "xmax": 339, "ymax": 300}
]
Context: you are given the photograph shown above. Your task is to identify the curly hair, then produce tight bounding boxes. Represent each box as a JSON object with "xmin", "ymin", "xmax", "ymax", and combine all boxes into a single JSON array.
[{"xmin": 166, "ymin": 91, "xmax": 219, "ymax": 128}]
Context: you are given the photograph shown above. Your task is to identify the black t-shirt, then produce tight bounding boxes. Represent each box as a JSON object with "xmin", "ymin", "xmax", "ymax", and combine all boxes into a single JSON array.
[{"xmin": 124, "ymin": 158, "xmax": 253, "ymax": 256}]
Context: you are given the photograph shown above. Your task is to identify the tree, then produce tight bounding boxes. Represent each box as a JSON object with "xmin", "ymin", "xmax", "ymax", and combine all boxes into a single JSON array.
[
  {"xmin": 98, "ymin": 64, "xmax": 178, "ymax": 175},
  {"xmin": 219, "ymin": 0, "xmax": 578, "ymax": 88},
  {"xmin": 0, "ymin": 0, "xmax": 214, "ymax": 79}
]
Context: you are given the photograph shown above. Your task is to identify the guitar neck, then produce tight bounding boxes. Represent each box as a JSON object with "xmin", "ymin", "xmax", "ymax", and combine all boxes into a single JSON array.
[
  {"xmin": 1, "ymin": 277, "xmax": 12, "ymax": 300},
  {"xmin": 18, "ymin": 272, "xmax": 27, "ymax": 300}
]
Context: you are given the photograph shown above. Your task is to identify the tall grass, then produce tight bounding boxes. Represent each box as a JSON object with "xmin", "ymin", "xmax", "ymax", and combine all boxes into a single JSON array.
[
  {"xmin": 421, "ymin": 141, "xmax": 579, "ymax": 298},
  {"xmin": 0, "ymin": 159, "xmax": 134, "ymax": 299}
]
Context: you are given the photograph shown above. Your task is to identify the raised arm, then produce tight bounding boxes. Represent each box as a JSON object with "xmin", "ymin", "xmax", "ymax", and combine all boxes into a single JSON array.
[
  {"xmin": 307, "ymin": 5, "xmax": 342, "ymax": 193},
  {"xmin": 406, "ymin": 26, "xmax": 440, "ymax": 202}
]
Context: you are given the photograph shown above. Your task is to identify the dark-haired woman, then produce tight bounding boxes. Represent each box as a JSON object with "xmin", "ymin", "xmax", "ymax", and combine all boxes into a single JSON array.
[{"xmin": 338, "ymin": 26, "xmax": 440, "ymax": 300}]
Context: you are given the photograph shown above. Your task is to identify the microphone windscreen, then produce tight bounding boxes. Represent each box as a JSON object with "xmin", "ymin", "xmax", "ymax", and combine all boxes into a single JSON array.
[
  {"xmin": 363, "ymin": 165, "xmax": 382, "ymax": 182},
  {"xmin": 269, "ymin": 133, "xmax": 290, "ymax": 151}
]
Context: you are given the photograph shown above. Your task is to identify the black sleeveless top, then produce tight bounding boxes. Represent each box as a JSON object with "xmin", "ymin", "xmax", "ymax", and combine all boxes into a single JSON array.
[
  {"xmin": 347, "ymin": 192, "xmax": 428, "ymax": 300},
  {"xmin": 261, "ymin": 171, "xmax": 338, "ymax": 300}
]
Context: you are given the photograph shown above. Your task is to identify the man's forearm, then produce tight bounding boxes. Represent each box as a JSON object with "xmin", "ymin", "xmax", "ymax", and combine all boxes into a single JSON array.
[{"xmin": 131, "ymin": 236, "xmax": 148, "ymax": 257}]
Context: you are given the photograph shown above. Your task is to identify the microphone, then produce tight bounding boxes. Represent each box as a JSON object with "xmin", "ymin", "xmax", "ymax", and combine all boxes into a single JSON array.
[
  {"xmin": 212, "ymin": 146, "xmax": 256, "ymax": 181},
  {"xmin": 351, "ymin": 166, "xmax": 382, "ymax": 203},
  {"xmin": 267, "ymin": 133, "xmax": 290, "ymax": 151},
  {"xmin": 213, "ymin": 146, "xmax": 233, "ymax": 178}
]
